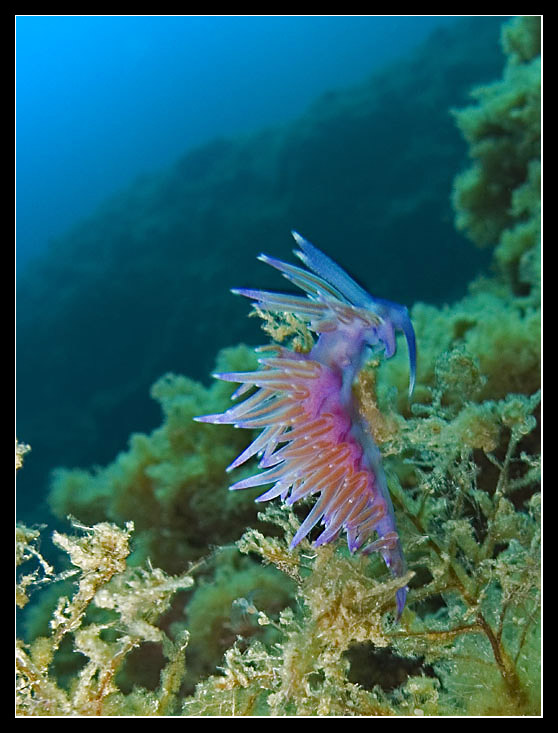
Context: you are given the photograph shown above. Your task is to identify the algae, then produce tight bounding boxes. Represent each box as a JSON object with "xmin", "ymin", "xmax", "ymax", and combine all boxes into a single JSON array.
[{"xmin": 16, "ymin": 518, "xmax": 194, "ymax": 715}]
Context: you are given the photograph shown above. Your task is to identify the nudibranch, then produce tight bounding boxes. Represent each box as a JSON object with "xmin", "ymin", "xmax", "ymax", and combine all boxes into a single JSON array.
[{"xmin": 195, "ymin": 232, "xmax": 416, "ymax": 617}]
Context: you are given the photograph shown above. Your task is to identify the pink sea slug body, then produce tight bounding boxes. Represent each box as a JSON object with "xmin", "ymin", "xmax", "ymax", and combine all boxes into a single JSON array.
[{"xmin": 195, "ymin": 232, "xmax": 416, "ymax": 617}]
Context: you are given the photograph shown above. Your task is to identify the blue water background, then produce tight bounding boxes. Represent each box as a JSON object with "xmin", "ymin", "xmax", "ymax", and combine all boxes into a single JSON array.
[{"xmin": 17, "ymin": 15, "xmax": 458, "ymax": 271}]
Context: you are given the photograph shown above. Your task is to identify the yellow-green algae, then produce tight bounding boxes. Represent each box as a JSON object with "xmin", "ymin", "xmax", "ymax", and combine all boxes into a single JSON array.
[
  {"xmin": 17, "ymin": 16, "xmax": 540, "ymax": 716},
  {"xmin": 451, "ymin": 15, "xmax": 541, "ymax": 292}
]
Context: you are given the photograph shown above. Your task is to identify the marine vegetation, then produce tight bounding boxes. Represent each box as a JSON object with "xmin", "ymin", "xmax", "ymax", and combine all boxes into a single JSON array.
[
  {"xmin": 16, "ymin": 16, "xmax": 540, "ymax": 717},
  {"xmin": 16, "ymin": 516, "xmax": 194, "ymax": 715}
]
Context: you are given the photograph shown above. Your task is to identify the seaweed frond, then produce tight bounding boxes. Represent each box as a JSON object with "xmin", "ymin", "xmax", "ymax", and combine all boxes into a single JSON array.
[{"xmin": 16, "ymin": 520, "xmax": 194, "ymax": 716}]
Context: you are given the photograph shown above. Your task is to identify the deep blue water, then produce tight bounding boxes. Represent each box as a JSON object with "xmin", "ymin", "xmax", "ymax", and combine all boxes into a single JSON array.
[{"xmin": 16, "ymin": 15, "xmax": 460, "ymax": 271}]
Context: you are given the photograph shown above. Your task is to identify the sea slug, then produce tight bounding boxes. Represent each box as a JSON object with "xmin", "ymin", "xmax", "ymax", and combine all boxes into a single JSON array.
[{"xmin": 195, "ymin": 232, "xmax": 416, "ymax": 617}]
